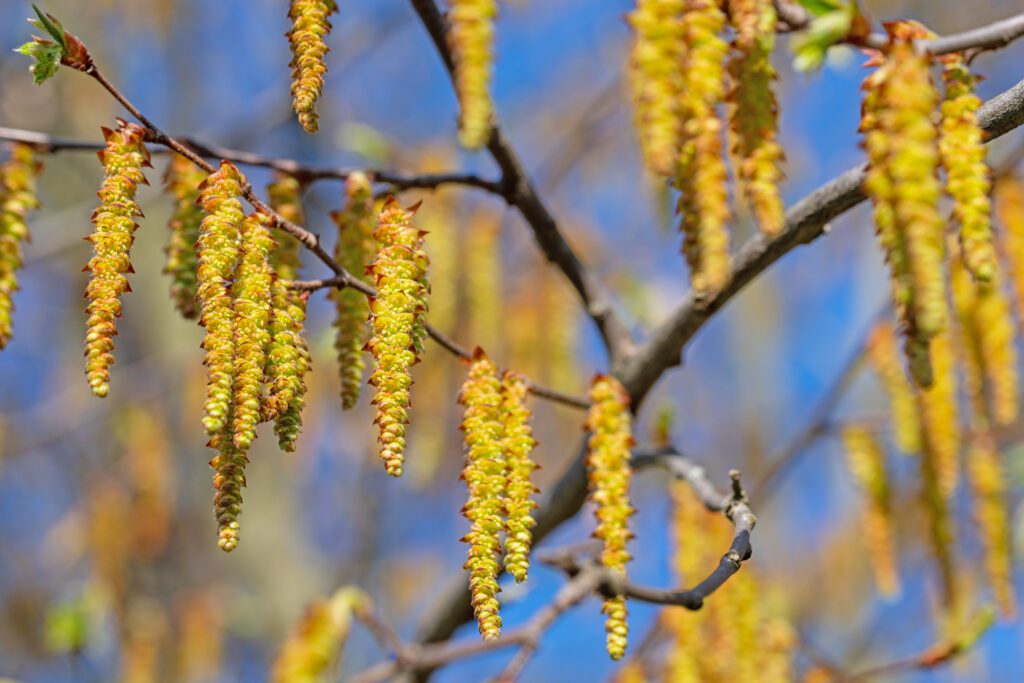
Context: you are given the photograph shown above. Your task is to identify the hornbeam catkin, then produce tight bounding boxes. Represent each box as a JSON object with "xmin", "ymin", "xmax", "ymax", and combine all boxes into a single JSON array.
[
  {"xmin": 940, "ymin": 54, "xmax": 996, "ymax": 283},
  {"xmin": 271, "ymin": 587, "xmax": 366, "ymax": 682},
  {"xmin": 727, "ymin": 0, "xmax": 785, "ymax": 236},
  {"xmin": 842, "ymin": 425, "xmax": 900, "ymax": 597},
  {"xmin": 966, "ymin": 429, "xmax": 1016, "ymax": 617},
  {"xmin": 287, "ymin": 0, "xmax": 337, "ymax": 134},
  {"xmin": 266, "ymin": 173, "xmax": 305, "ymax": 282},
  {"xmin": 459, "ymin": 351, "xmax": 507, "ymax": 640},
  {"xmin": 995, "ymin": 176, "xmax": 1024, "ymax": 318},
  {"xmin": 367, "ymin": 197, "xmax": 429, "ymax": 477},
  {"xmin": 0, "ymin": 144, "xmax": 42, "ymax": 350},
  {"xmin": 861, "ymin": 27, "xmax": 947, "ymax": 387},
  {"xmin": 865, "ymin": 322, "xmax": 921, "ymax": 454},
  {"xmin": 330, "ymin": 172, "xmax": 376, "ymax": 410},
  {"xmin": 163, "ymin": 154, "xmax": 206, "ymax": 319},
  {"xmin": 210, "ymin": 411, "xmax": 247, "ymax": 552},
  {"xmin": 268, "ymin": 284, "xmax": 310, "ymax": 453},
  {"xmin": 664, "ymin": 481, "xmax": 707, "ymax": 682},
  {"xmin": 196, "ymin": 162, "xmax": 245, "ymax": 435},
  {"xmin": 448, "ymin": 0, "xmax": 498, "ymax": 149},
  {"xmin": 918, "ymin": 332, "xmax": 960, "ymax": 498},
  {"xmin": 586, "ymin": 375, "xmax": 635, "ymax": 660},
  {"xmin": 500, "ymin": 371, "xmax": 537, "ymax": 583},
  {"xmin": 676, "ymin": 0, "xmax": 731, "ymax": 294},
  {"xmin": 84, "ymin": 121, "xmax": 151, "ymax": 398},
  {"xmin": 628, "ymin": 0, "xmax": 685, "ymax": 176},
  {"xmin": 231, "ymin": 214, "xmax": 274, "ymax": 450}
]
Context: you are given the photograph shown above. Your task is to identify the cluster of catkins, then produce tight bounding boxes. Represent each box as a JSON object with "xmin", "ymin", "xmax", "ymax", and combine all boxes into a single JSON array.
[
  {"xmin": 0, "ymin": 144, "xmax": 42, "ymax": 350},
  {"xmin": 458, "ymin": 350, "xmax": 539, "ymax": 640},
  {"xmin": 629, "ymin": 0, "xmax": 786, "ymax": 293}
]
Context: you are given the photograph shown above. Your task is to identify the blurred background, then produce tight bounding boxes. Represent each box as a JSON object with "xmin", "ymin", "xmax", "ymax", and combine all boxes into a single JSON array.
[{"xmin": 2, "ymin": 0, "xmax": 1024, "ymax": 680}]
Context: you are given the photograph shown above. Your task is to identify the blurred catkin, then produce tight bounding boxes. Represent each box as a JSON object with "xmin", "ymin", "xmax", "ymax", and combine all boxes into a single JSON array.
[
  {"xmin": 330, "ymin": 172, "xmax": 376, "ymax": 410},
  {"xmin": 466, "ymin": 213, "xmax": 502, "ymax": 354},
  {"xmin": 865, "ymin": 322, "xmax": 921, "ymax": 454},
  {"xmin": 163, "ymin": 154, "xmax": 206, "ymax": 319},
  {"xmin": 271, "ymin": 587, "xmax": 366, "ymax": 683},
  {"xmin": 459, "ymin": 352, "xmax": 507, "ymax": 639},
  {"xmin": 995, "ymin": 176, "xmax": 1024, "ymax": 319},
  {"xmin": 586, "ymin": 375, "xmax": 634, "ymax": 660},
  {"xmin": 727, "ymin": 0, "xmax": 785, "ymax": 236},
  {"xmin": 500, "ymin": 371, "xmax": 537, "ymax": 583},
  {"xmin": 0, "ymin": 143, "xmax": 42, "ymax": 349},
  {"xmin": 918, "ymin": 332, "xmax": 960, "ymax": 498},
  {"xmin": 448, "ymin": 0, "xmax": 498, "ymax": 149},
  {"xmin": 84, "ymin": 122, "xmax": 151, "ymax": 398},
  {"xmin": 267, "ymin": 173, "xmax": 305, "ymax": 282},
  {"xmin": 287, "ymin": 0, "xmax": 337, "ymax": 133},
  {"xmin": 367, "ymin": 197, "xmax": 429, "ymax": 477},
  {"xmin": 966, "ymin": 429, "xmax": 1016, "ymax": 617}
]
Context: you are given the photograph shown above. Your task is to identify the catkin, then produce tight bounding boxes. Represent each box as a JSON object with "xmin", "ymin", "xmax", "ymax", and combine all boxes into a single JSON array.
[
  {"xmin": 267, "ymin": 283, "xmax": 311, "ymax": 453},
  {"xmin": 466, "ymin": 213, "xmax": 502, "ymax": 354},
  {"xmin": 448, "ymin": 0, "xmax": 498, "ymax": 149},
  {"xmin": 84, "ymin": 121, "xmax": 151, "ymax": 398},
  {"xmin": 196, "ymin": 162, "xmax": 245, "ymax": 436},
  {"xmin": 865, "ymin": 322, "xmax": 921, "ymax": 454},
  {"xmin": 918, "ymin": 332, "xmax": 960, "ymax": 498},
  {"xmin": 163, "ymin": 154, "xmax": 206, "ymax": 319},
  {"xmin": 330, "ymin": 172, "xmax": 376, "ymax": 410},
  {"xmin": 266, "ymin": 173, "xmax": 305, "ymax": 282},
  {"xmin": 367, "ymin": 197, "xmax": 430, "ymax": 477},
  {"xmin": 287, "ymin": 0, "xmax": 337, "ymax": 134},
  {"xmin": 586, "ymin": 375, "xmax": 634, "ymax": 660},
  {"xmin": 628, "ymin": 0, "xmax": 685, "ymax": 176},
  {"xmin": 727, "ymin": 0, "xmax": 785, "ymax": 236},
  {"xmin": 210, "ymin": 411, "xmax": 247, "ymax": 552},
  {"xmin": 842, "ymin": 425, "xmax": 900, "ymax": 597},
  {"xmin": 459, "ymin": 351, "xmax": 507, "ymax": 640},
  {"xmin": 231, "ymin": 214, "xmax": 274, "ymax": 450},
  {"xmin": 940, "ymin": 54, "xmax": 996, "ymax": 283},
  {"xmin": 664, "ymin": 481, "xmax": 708, "ymax": 682},
  {"xmin": 995, "ymin": 176, "xmax": 1024, "ymax": 318},
  {"xmin": 861, "ymin": 30, "xmax": 947, "ymax": 387},
  {"xmin": 500, "ymin": 371, "xmax": 537, "ymax": 583},
  {"xmin": 676, "ymin": 0, "xmax": 731, "ymax": 294},
  {"xmin": 966, "ymin": 429, "xmax": 1016, "ymax": 617},
  {"xmin": 271, "ymin": 587, "xmax": 366, "ymax": 683},
  {"xmin": 0, "ymin": 144, "xmax": 42, "ymax": 350}
]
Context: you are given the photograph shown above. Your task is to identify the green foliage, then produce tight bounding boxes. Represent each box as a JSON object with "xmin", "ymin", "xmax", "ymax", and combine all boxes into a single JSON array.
[{"xmin": 790, "ymin": 1, "xmax": 860, "ymax": 71}]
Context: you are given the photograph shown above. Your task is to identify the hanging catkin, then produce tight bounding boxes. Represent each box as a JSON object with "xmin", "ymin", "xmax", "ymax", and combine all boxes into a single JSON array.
[
  {"xmin": 628, "ymin": 0, "xmax": 685, "ymax": 176},
  {"xmin": 367, "ymin": 197, "xmax": 429, "ymax": 477},
  {"xmin": 865, "ymin": 322, "xmax": 921, "ymax": 454},
  {"xmin": 459, "ymin": 351, "xmax": 507, "ymax": 640},
  {"xmin": 917, "ymin": 332, "xmax": 960, "ymax": 498},
  {"xmin": 163, "ymin": 154, "xmax": 206, "ymax": 319},
  {"xmin": 586, "ymin": 375, "xmax": 634, "ymax": 660},
  {"xmin": 84, "ymin": 121, "xmax": 151, "ymax": 398},
  {"xmin": 726, "ymin": 0, "xmax": 785, "ymax": 235},
  {"xmin": 196, "ymin": 161, "xmax": 245, "ymax": 436},
  {"xmin": 448, "ymin": 0, "xmax": 498, "ymax": 149},
  {"xmin": 287, "ymin": 0, "xmax": 337, "ymax": 134},
  {"xmin": 664, "ymin": 480, "xmax": 708, "ymax": 682},
  {"xmin": 965, "ymin": 429, "xmax": 1016, "ymax": 617},
  {"xmin": 861, "ymin": 26, "xmax": 947, "ymax": 387},
  {"xmin": 499, "ymin": 371, "xmax": 537, "ymax": 583},
  {"xmin": 0, "ymin": 143, "xmax": 42, "ymax": 350},
  {"xmin": 266, "ymin": 173, "xmax": 305, "ymax": 282},
  {"xmin": 330, "ymin": 172, "xmax": 376, "ymax": 410},
  {"xmin": 271, "ymin": 587, "xmax": 367, "ymax": 682},
  {"xmin": 267, "ymin": 282, "xmax": 310, "ymax": 453},
  {"xmin": 210, "ymin": 410, "xmax": 247, "ymax": 552},
  {"xmin": 939, "ymin": 54, "xmax": 996, "ymax": 283},
  {"xmin": 676, "ymin": 0, "xmax": 731, "ymax": 294},
  {"xmin": 466, "ymin": 213, "xmax": 502, "ymax": 354},
  {"xmin": 842, "ymin": 425, "xmax": 900, "ymax": 597},
  {"xmin": 994, "ymin": 175, "xmax": 1024, "ymax": 318}
]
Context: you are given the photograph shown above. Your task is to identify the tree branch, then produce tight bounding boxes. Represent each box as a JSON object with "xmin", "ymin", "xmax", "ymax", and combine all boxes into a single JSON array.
[{"xmin": 406, "ymin": 0, "xmax": 635, "ymax": 368}]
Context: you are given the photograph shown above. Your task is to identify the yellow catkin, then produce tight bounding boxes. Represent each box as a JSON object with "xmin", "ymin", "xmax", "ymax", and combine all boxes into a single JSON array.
[
  {"xmin": 287, "ymin": 0, "xmax": 337, "ymax": 134},
  {"xmin": 842, "ymin": 425, "xmax": 901, "ymax": 597},
  {"xmin": 459, "ymin": 351, "xmax": 507, "ymax": 640},
  {"xmin": 269, "ymin": 284, "xmax": 311, "ymax": 453},
  {"xmin": 210, "ymin": 410, "xmax": 247, "ymax": 552},
  {"xmin": 267, "ymin": 173, "xmax": 305, "ymax": 282},
  {"xmin": 448, "ymin": 0, "xmax": 498, "ymax": 149},
  {"xmin": 231, "ymin": 214, "xmax": 275, "ymax": 450},
  {"xmin": 271, "ymin": 587, "xmax": 366, "ymax": 683},
  {"xmin": 174, "ymin": 591, "xmax": 224, "ymax": 681},
  {"xmin": 500, "ymin": 371, "xmax": 537, "ymax": 583},
  {"xmin": 586, "ymin": 375, "xmax": 634, "ymax": 660},
  {"xmin": 917, "ymin": 332, "xmax": 960, "ymax": 498},
  {"xmin": 330, "ymin": 172, "xmax": 376, "ymax": 410},
  {"xmin": 628, "ymin": 0, "xmax": 685, "ymax": 176},
  {"xmin": 466, "ymin": 213, "xmax": 502, "ymax": 354},
  {"xmin": 865, "ymin": 322, "xmax": 921, "ymax": 454},
  {"xmin": 84, "ymin": 122, "xmax": 151, "ymax": 398},
  {"xmin": 727, "ymin": 0, "xmax": 785, "ymax": 236},
  {"xmin": 861, "ymin": 27, "xmax": 947, "ymax": 387},
  {"xmin": 0, "ymin": 143, "xmax": 42, "ymax": 349},
  {"xmin": 994, "ymin": 176, "xmax": 1024, "ymax": 320},
  {"xmin": 610, "ymin": 661, "xmax": 648, "ymax": 683},
  {"xmin": 163, "ymin": 154, "xmax": 206, "ymax": 319},
  {"xmin": 676, "ymin": 0, "xmax": 731, "ymax": 294},
  {"xmin": 664, "ymin": 481, "xmax": 709, "ymax": 683},
  {"xmin": 940, "ymin": 54, "xmax": 996, "ymax": 283},
  {"xmin": 950, "ymin": 250, "xmax": 1018, "ymax": 426},
  {"xmin": 196, "ymin": 162, "xmax": 245, "ymax": 436},
  {"xmin": 966, "ymin": 429, "xmax": 1016, "ymax": 617},
  {"xmin": 367, "ymin": 197, "xmax": 430, "ymax": 477}
]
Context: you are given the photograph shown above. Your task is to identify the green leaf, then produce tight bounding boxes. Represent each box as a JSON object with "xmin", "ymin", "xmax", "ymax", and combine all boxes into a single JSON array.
[
  {"xmin": 29, "ymin": 5, "xmax": 67, "ymax": 51},
  {"xmin": 791, "ymin": 7, "xmax": 856, "ymax": 72},
  {"xmin": 15, "ymin": 40, "xmax": 62, "ymax": 84},
  {"xmin": 796, "ymin": 0, "xmax": 844, "ymax": 16}
]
